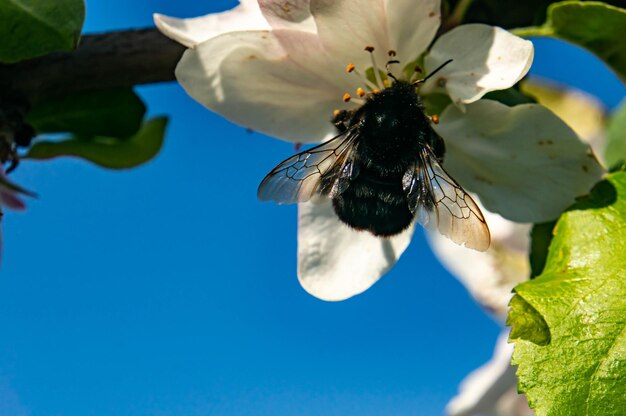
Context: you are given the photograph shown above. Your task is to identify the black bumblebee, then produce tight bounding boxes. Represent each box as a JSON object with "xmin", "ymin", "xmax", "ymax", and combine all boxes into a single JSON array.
[{"xmin": 258, "ymin": 59, "xmax": 490, "ymax": 251}]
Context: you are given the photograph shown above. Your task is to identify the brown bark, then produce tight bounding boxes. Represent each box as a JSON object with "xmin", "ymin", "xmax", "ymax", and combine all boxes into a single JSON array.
[{"xmin": 0, "ymin": 28, "xmax": 186, "ymax": 106}]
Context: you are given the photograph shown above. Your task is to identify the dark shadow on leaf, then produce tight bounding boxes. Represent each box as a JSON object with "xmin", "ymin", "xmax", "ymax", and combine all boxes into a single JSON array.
[
  {"xmin": 569, "ymin": 178, "xmax": 617, "ymax": 212},
  {"xmin": 529, "ymin": 220, "xmax": 557, "ymax": 279}
]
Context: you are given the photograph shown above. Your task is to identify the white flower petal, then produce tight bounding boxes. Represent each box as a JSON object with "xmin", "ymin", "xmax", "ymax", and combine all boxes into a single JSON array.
[
  {"xmin": 154, "ymin": 1, "xmax": 270, "ymax": 48},
  {"xmin": 258, "ymin": 0, "xmax": 317, "ymax": 32},
  {"xmin": 298, "ymin": 200, "xmax": 414, "ymax": 301},
  {"xmin": 447, "ymin": 331, "xmax": 532, "ymax": 416},
  {"xmin": 385, "ymin": 0, "xmax": 441, "ymax": 65},
  {"xmin": 435, "ymin": 100, "xmax": 604, "ymax": 223},
  {"xmin": 427, "ymin": 205, "xmax": 530, "ymax": 319},
  {"xmin": 425, "ymin": 24, "xmax": 533, "ymax": 104},
  {"xmin": 310, "ymin": 0, "xmax": 441, "ymax": 78},
  {"xmin": 522, "ymin": 79, "xmax": 607, "ymax": 166},
  {"xmin": 176, "ymin": 30, "xmax": 359, "ymax": 143},
  {"xmin": 310, "ymin": 0, "xmax": 392, "ymax": 70}
]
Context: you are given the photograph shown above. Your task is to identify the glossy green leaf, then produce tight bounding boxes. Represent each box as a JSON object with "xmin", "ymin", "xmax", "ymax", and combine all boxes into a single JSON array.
[
  {"xmin": 508, "ymin": 295, "xmax": 551, "ymax": 346},
  {"xmin": 605, "ymin": 99, "xmax": 626, "ymax": 169},
  {"xmin": 514, "ymin": 1, "xmax": 626, "ymax": 81},
  {"xmin": 26, "ymin": 89, "xmax": 146, "ymax": 140},
  {"xmin": 0, "ymin": 0, "xmax": 85, "ymax": 63},
  {"xmin": 509, "ymin": 172, "xmax": 626, "ymax": 415},
  {"xmin": 25, "ymin": 118, "xmax": 167, "ymax": 169}
]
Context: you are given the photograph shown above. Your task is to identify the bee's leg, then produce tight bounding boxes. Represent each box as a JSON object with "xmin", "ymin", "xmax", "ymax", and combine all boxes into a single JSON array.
[
  {"xmin": 332, "ymin": 109, "xmax": 354, "ymax": 133},
  {"xmin": 429, "ymin": 131, "xmax": 446, "ymax": 162}
]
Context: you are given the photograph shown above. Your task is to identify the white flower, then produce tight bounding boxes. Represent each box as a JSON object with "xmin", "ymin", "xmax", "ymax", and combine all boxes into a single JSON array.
[
  {"xmin": 431, "ymin": 81, "xmax": 608, "ymax": 319},
  {"xmin": 430, "ymin": 208, "xmax": 534, "ymax": 415},
  {"xmin": 447, "ymin": 331, "xmax": 534, "ymax": 416},
  {"xmin": 429, "ymin": 206, "xmax": 531, "ymax": 318},
  {"xmin": 155, "ymin": 0, "xmax": 603, "ymax": 301},
  {"xmin": 437, "ymin": 83, "xmax": 606, "ymax": 416}
]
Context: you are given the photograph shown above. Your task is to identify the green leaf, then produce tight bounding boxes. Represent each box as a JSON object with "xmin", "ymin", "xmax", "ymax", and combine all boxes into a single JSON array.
[
  {"xmin": 605, "ymin": 99, "xmax": 626, "ymax": 169},
  {"xmin": 448, "ymin": 0, "xmax": 555, "ymax": 29},
  {"xmin": 26, "ymin": 88, "xmax": 146, "ymax": 140},
  {"xmin": 25, "ymin": 118, "xmax": 167, "ymax": 169},
  {"xmin": 514, "ymin": 1, "xmax": 626, "ymax": 82},
  {"xmin": 508, "ymin": 295, "xmax": 551, "ymax": 346},
  {"xmin": 0, "ymin": 0, "xmax": 85, "ymax": 63},
  {"xmin": 483, "ymin": 86, "xmax": 537, "ymax": 107},
  {"xmin": 509, "ymin": 172, "xmax": 626, "ymax": 415}
]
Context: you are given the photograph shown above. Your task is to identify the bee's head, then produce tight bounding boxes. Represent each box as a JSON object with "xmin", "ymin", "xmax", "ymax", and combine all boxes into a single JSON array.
[
  {"xmin": 332, "ymin": 47, "xmax": 452, "ymax": 128},
  {"xmin": 339, "ymin": 47, "xmax": 453, "ymax": 103}
]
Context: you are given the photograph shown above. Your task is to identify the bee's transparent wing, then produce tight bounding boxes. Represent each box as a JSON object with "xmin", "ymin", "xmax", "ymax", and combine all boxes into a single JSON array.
[
  {"xmin": 258, "ymin": 128, "xmax": 359, "ymax": 204},
  {"xmin": 403, "ymin": 146, "xmax": 491, "ymax": 251}
]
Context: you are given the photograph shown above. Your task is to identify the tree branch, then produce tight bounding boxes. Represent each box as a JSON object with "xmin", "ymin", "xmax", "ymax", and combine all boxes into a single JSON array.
[{"xmin": 0, "ymin": 28, "xmax": 186, "ymax": 106}]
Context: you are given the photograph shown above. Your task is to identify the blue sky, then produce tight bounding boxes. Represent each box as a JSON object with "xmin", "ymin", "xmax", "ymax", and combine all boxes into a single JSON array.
[{"xmin": 1, "ymin": 1, "xmax": 625, "ymax": 415}]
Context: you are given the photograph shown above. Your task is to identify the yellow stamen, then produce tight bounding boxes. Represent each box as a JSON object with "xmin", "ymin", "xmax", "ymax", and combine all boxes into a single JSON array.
[
  {"xmin": 431, "ymin": 114, "xmax": 440, "ymax": 124},
  {"xmin": 372, "ymin": 89, "xmax": 380, "ymax": 94},
  {"xmin": 383, "ymin": 79, "xmax": 391, "ymax": 88},
  {"xmin": 364, "ymin": 46, "xmax": 383, "ymax": 88},
  {"xmin": 350, "ymin": 68, "xmax": 379, "ymax": 92},
  {"xmin": 343, "ymin": 93, "xmax": 352, "ymax": 102},
  {"xmin": 409, "ymin": 65, "xmax": 425, "ymax": 83},
  {"xmin": 346, "ymin": 63, "xmax": 356, "ymax": 73},
  {"xmin": 356, "ymin": 88, "xmax": 365, "ymax": 97},
  {"xmin": 333, "ymin": 109, "xmax": 341, "ymax": 117}
]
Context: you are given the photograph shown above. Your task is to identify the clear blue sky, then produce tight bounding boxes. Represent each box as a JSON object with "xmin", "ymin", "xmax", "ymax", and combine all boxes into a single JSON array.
[{"xmin": 1, "ymin": 1, "xmax": 624, "ymax": 415}]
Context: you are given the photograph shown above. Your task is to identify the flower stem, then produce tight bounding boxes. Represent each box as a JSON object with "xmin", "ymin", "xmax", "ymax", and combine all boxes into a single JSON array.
[{"xmin": 0, "ymin": 28, "xmax": 185, "ymax": 107}]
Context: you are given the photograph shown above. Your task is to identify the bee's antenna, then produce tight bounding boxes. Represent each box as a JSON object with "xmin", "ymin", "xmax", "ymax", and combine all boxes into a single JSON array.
[
  {"xmin": 413, "ymin": 59, "xmax": 453, "ymax": 86},
  {"xmin": 386, "ymin": 59, "xmax": 400, "ymax": 82},
  {"xmin": 385, "ymin": 50, "xmax": 401, "ymax": 83}
]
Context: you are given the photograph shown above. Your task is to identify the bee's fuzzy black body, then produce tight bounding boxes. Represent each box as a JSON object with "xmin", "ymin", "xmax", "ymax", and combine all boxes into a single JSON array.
[
  {"xmin": 259, "ymin": 63, "xmax": 490, "ymax": 250},
  {"xmin": 329, "ymin": 81, "xmax": 444, "ymax": 237}
]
